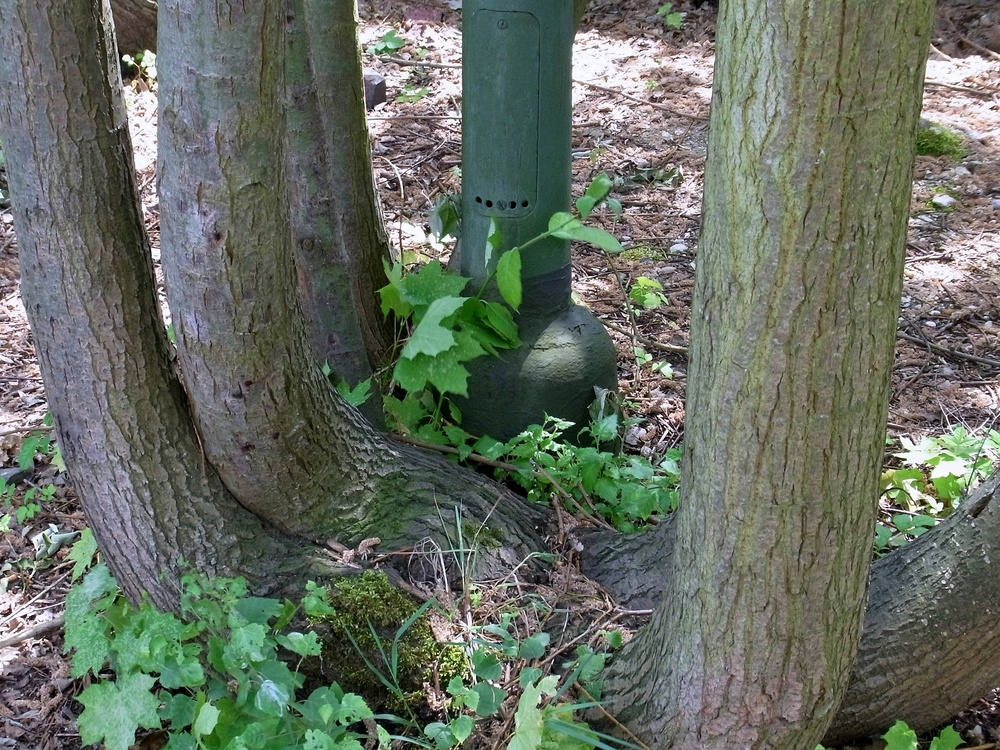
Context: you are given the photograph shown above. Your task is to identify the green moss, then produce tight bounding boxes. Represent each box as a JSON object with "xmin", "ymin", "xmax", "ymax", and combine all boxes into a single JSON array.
[
  {"xmin": 316, "ymin": 571, "xmax": 466, "ymax": 713},
  {"xmin": 916, "ymin": 122, "xmax": 965, "ymax": 160},
  {"xmin": 618, "ymin": 243, "xmax": 665, "ymax": 263},
  {"xmin": 462, "ymin": 521, "xmax": 503, "ymax": 550}
]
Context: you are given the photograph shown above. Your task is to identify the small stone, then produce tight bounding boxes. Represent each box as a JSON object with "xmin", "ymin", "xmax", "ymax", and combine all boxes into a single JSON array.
[
  {"xmin": 669, "ymin": 242, "xmax": 688, "ymax": 253},
  {"xmin": 931, "ymin": 193, "xmax": 957, "ymax": 209},
  {"xmin": 363, "ymin": 71, "xmax": 386, "ymax": 110},
  {"xmin": 991, "ymin": 198, "xmax": 1000, "ymax": 210}
]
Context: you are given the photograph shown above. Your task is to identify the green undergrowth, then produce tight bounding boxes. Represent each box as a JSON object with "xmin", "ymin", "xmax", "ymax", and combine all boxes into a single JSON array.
[
  {"xmin": 915, "ymin": 121, "xmax": 966, "ymax": 160},
  {"xmin": 817, "ymin": 720, "xmax": 963, "ymax": 750},
  {"xmin": 876, "ymin": 425, "xmax": 999, "ymax": 555},
  {"xmin": 65, "ymin": 562, "xmax": 637, "ymax": 750}
]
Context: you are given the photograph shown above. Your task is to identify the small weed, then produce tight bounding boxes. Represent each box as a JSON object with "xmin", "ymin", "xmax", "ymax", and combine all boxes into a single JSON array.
[
  {"xmin": 915, "ymin": 121, "xmax": 965, "ymax": 160},
  {"xmin": 655, "ymin": 3, "xmax": 684, "ymax": 30},
  {"xmin": 628, "ymin": 276, "xmax": 668, "ymax": 310},
  {"xmin": 816, "ymin": 720, "xmax": 962, "ymax": 750},
  {"xmin": 368, "ymin": 29, "xmax": 407, "ymax": 56},
  {"xmin": 876, "ymin": 425, "xmax": 999, "ymax": 554},
  {"xmin": 395, "ymin": 85, "xmax": 429, "ymax": 104},
  {"xmin": 121, "ymin": 50, "xmax": 156, "ymax": 86}
]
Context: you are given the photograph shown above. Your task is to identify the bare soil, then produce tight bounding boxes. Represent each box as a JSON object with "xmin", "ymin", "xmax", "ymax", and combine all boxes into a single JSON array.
[{"xmin": 2, "ymin": 0, "xmax": 999, "ymax": 747}]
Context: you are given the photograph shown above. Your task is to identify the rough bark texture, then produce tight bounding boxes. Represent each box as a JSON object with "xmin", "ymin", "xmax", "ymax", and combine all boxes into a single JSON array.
[
  {"xmin": 0, "ymin": 0, "xmax": 320, "ymax": 609},
  {"xmin": 286, "ymin": 0, "xmax": 393, "ymax": 417},
  {"xmin": 110, "ymin": 0, "xmax": 156, "ymax": 54},
  {"xmin": 598, "ymin": 1, "xmax": 934, "ymax": 748},
  {"xmin": 156, "ymin": 0, "xmax": 545, "ymax": 576},
  {"xmin": 824, "ymin": 473, "xmax": 1000, "ymax": 744}
]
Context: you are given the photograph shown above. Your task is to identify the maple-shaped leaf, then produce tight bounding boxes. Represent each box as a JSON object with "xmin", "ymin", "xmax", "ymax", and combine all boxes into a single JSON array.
[
  {"xmin": 399, "ymin": 261, "xmax": 470, "ymax": 310},
  {"xmin": 401, "ymin": 296, "xmax": 468, "ymax": 358},
  {"xmin": 77, "ymin": 671, "xmax": 161, "ymax": 750}
]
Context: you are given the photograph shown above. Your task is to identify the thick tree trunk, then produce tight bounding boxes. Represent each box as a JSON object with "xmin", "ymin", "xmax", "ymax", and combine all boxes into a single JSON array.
[
  {"xmin": 286, "ymin": 0, "xmax": 394, "ymax": 418},
  {"xmin": 156, "ymin": 0, "xmax": 545, "ymax": 576},
  {"xmin": 110, "ymin": 0, "xmax": 155, "ymax": 54},
  {"xmin": 824, "ymin": 473, "xmax": 1000, "ymax": 744},
  {"xmin": 0, "ymin": 0, "xmax": 326, "ymax": 609},
  {"xmin": 598, "ymin": 1, "xmax": 934, "ymax": 748}
]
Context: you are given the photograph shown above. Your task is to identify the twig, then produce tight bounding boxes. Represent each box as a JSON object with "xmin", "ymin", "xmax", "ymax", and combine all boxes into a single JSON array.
[
  {"xmin": 379, "ymin": 56, "xmax": 461, "ymax": 70},
  {"xmin": 924, "ymin": 80, "xmax": 998, "ymax": 96},
  {"xmin": 960, "ymin": 35, "xmax": 1000, "ymax": 62},
  {"xmin": 0, "ymin": 424, "xmax": 54, "ymax": 437},
  {"xmin": 574, "ymin": 78, "xmax": 708, "ymax": 120},
  {"xmin": 0, "ymin": 613, "xmax": 64, "ymax": 649},
  {"xmin": 601, "ymin": 318, "xmax": 688, "ymax": 355},
  {"xmin": 897, "ymin": 330, "xmax": 1000, "ymax": 369},
  {"xmin": 367, "ymin": 114, "xmax": 461, "ymax": 121}
]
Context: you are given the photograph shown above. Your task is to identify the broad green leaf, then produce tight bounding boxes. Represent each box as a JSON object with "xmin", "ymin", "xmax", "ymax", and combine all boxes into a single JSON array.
[
  {"xmin": 277, "ymin": 630, "xmax": 322, "ymax": 657},
  {"xmin": 548, "ymin": 211, "xmax": 581, "ymax": 236},
  {"xmin": 64, "ymin": 564, "xmax": 119, "ymax": 677},
  {"xmin": 929, "ymin": 725, "xmax": 963, "ymax": 750},
  {"xmin": 471, "ymin": 650, "xmax": 503, "ymax": 681},
  {"xmin": 192, "ymin": 701, "xmax": 219, "ymax": 738},
  {"xmin": 377, "ymin": 260, "xmax": 410, "ymax": 318},
  {"xmin": 882, "ymin": 720, "xmax": 918, "ymax": 750},
  {"xmin": 337, "ymin": 692, "xmax": 374, "ymax": 724},
  {"xmin": 496, "ymin": 248, "xmax": 522, "ymax": 310},
  {"xmin": 401, "ymin": 296, "xmax": 468, "ymax": 358},
  {"xmin": 575, "ymin": 194, "xmax": 597, "ymax": 219},
  {"xmin": 507, "ymin": 675, "xmax": 560, "ymax": 750},
  {"xmin": 67, "ymin": 528, "xmax": 98, "ymax": 581},
  {"xmin": 472, "ymin": 683, "xmax": 507, "ymax": 717},
  {"xmin": 518, "ymin": 632, "xmax": 550, "ymax": 660},
  {"xmin": 399, "ymin": 261, "xmax": 470, "ymax": 311},
  {"xmin": 451, "ymin": 715, "xmax": 475, "ymax": 743},
  {"xmin": 77, "ymin": 672, "xmax": 161, "ymax": 750}
]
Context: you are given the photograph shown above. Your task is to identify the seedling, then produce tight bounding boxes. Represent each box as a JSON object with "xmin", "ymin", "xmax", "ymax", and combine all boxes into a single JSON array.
[{"xmin": 655, "ymin": 4, "xmax": 684, "ymax": 30}]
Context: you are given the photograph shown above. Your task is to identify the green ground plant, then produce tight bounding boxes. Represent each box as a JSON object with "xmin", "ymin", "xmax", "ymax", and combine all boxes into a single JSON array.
[
  {"xmin": 876, "ymin": 425, "xmax": 999, "ymax": 555},
  {"xmin": 915, "ymin": 121, "xmax": 965, "ymax": 159},
  {"xmin": 64, "ymin": 561, "xmax": 638, "ymax": 750},
  {"xmin": 816, "ymin": 720, "xmax": 963, "ymax": 750}
]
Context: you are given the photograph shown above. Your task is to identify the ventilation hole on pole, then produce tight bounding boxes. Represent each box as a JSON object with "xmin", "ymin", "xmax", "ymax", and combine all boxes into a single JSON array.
[
  {"xmin": 485, "ymin": 200, "xmax": 493, "ymax": 208},
  {"xmin": 521, "ymin": 200, "xmax": 529, "ymax": 208},
  {"xmin": 475, "ymin": 196, "xmax": 483, "ymax": 204}
]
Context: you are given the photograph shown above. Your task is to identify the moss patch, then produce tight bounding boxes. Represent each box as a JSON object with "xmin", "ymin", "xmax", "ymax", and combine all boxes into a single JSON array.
[
  {"xmin": 916, "ymin": 121, "xmax": 966, "ymax": 160},
  {"xmin": 315, "ymin": 571, "xmax": 465, "ymax": 714}
]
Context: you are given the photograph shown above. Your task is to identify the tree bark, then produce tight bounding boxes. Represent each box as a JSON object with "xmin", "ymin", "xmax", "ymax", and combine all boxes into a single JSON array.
[
  {"xmin": 598, "ymin": 1, "xmax": 934, "ymax": 748},
  {"xmin": 0, "ymin": 0, "xmax": 323, "ymax": 609},
  {"xmin": 156, "ymin": 0, "xmax": 546, "ymax": 576},
  {"xmin": 286, "ymin": 0, "xmax": 394, "ymax": 418},
  {"xmin": 110, "ymin": 0, "xmax": 155, "ymax": 54},
  {"xmin": 824, "ymin": 473, "xmax": 1000, "ymax": 744}
]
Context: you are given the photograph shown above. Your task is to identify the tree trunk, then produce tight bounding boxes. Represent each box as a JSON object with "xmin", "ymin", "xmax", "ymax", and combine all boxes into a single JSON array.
[
  {"xmin": 110, "ymin": 0, "xmax": 155, "ymax": 54},
  {"xmin": 598, "ymin": 1, "xmax": 934, "ymax": 748},
  {"xmin": 0, "ymin": 0, "xmax": 325, "ymax": 609},
  {"xmin": 286, "ymin": 0, "xmax": 394, "ymax": 418},
  {"xmin": 824, "ymin": 473, "xmax": 1000, "ymax": 744}
]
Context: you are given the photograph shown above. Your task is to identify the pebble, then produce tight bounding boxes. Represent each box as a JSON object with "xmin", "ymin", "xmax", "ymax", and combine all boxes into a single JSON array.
[
  {"xmin": 931, "ymin": 194, "xmax": 957, "ymax": 209},
  {"xmin": 991, "ymin": 198, "xmax": 1000, "ymax": 210},
  {"xmin": 669, "ymin": 242, "xmax": 688, "ymax": 253}
]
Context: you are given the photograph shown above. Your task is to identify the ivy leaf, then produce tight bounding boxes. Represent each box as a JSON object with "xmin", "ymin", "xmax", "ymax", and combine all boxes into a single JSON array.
[
  {"xmin": 276, "ymin": 630, "xmax": 322, "ymax": 658},
  {"xmin": 496, "ymin": 248, "xmax": 522, "ymax": 311},
  {"xmin": 77, "ymin": 671, "xmax": 161, "ymax": 750},
  {"xmin": 471, "ymin": 683, "xmax": 507, "ymax": 717},
  {"xmin": 929, "ymin": 726, "xmax": 963, "ymax": 750},
  {"xmin": 480, "ymin": 301, "xmax": 520, "ymax": 347},
  {"xmin": 399, "ymin": 261, "xmax": 470, "ymax": 311},
  {"xmin": 394, "ymin": 352, "xmax": 472, "ymax": 397},
  {"xmin": 401, "ymin": 296, "xmax": 468, "ymax": 358},
  {"xmin": 882, "ymin": 720, "xmax": 918, "ymax": 750},
  {"xmin": 507, "ymin": 675, "xmax": 560, "ymax": 750},
  {"xmin": 67, "ymin": 528, "xmax": 98, "ymax": 581}
]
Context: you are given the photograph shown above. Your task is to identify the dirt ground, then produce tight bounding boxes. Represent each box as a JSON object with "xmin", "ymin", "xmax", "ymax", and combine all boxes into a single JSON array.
[{"xmin": 2, "ymin": 0, "xmax": 1000, "ymax": 747}]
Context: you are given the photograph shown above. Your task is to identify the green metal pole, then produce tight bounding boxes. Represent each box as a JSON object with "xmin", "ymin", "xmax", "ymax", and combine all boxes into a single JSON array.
[{"xmin": 458, "ymin": 0, "xmax": 616, "ymax": 441}]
